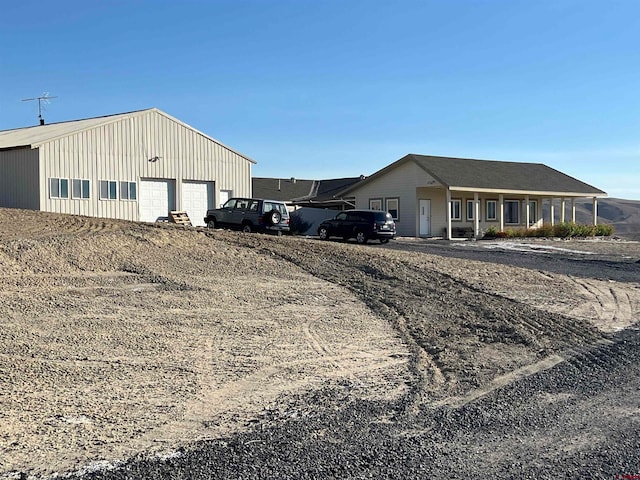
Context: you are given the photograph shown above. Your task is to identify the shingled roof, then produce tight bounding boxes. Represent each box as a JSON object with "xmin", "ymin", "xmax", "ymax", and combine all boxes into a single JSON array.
[
  {"xmin": 252, "ymin": 177, "xmax": 363, "ymax": 204},
  {"xmin": 339, "ymin": 154, "xmax": 606, "ymax": 196}
]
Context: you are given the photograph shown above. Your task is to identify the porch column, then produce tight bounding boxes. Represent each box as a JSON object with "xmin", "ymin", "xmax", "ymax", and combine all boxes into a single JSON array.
[
  {"xmin": 446, "ymin": 189, "xmax": 452, "ymax": 240},
  {"xmin": 525, "ymin": 195, "xmax": 530, "ymax": 228},
  {"xmin": 593, "ymin": 197, "xmax": 598, "ymax": 225},
  {"xmin": 474, "ymin": 192, "xmax": 480, "ymax": 238},
  {"xmin": 499, "ymin": 194, "xmax": 504, "ymax": 232},
  {"xmin": 560, "ymin": 197, "xmax": 566, "ymax": 223},
  {"xmin": 571, "ymin": 198, "xmax": 576, "ymax": 223},
  {"xmin": 550, "ymin": 198, "xmax": 555, "ymax": 226}
]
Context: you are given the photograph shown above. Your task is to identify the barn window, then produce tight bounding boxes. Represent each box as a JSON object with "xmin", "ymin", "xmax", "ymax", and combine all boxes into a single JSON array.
[
  {"xmin": 72, "ymin": 179, "xmax": 90, "ymax": 199},
  {"xmin": 49, "ymin": 178, "xmax": 69, "ymax": 199},
  {"xmin": 100, "ymin": 180, "xmax": 117, "ymax": 200},
  {"xmin": 120, "ymin": 181, "xmax": 137, "ymax": 201}
]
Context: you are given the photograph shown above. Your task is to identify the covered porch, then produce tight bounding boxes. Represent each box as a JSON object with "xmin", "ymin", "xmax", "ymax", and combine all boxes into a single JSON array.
[{"xmin": 444, "ymin": 189, "xmax": 605, "ymax": 240}]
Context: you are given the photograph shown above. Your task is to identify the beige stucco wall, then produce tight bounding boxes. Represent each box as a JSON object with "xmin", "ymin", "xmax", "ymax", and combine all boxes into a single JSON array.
[{"xmin": 36, "ymin": 110, "xmax": 252, "ymax": 221}]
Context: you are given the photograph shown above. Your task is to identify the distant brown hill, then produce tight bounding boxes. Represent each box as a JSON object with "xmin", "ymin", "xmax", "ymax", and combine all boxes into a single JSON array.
[{"xmin": 545, "ymin": 198, "xmax": 640, "ymax": 240}]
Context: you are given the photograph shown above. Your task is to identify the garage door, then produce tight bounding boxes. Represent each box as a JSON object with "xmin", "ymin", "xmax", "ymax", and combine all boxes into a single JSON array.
[
  {"xmin": 139, "ymin": 179, "xmax": 176, "ymax": 222},
  {"xmin": 182, "ymin": 181, "xmax": 214, "ymax": 227}
]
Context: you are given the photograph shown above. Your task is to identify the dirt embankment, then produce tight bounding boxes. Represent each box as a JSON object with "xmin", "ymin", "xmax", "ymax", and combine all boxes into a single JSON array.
[{"xmin": 0, "ymin": 208, "xmax": 639, "ymax": 478}]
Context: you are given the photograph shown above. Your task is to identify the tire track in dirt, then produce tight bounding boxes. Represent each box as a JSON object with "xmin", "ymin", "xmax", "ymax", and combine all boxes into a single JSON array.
[
  {"xmin": 224, "ymin": 235, "xmax": 447, "ymax": 407},
  {"xmin": 225, "ymin": 234, "xmax": 622, "ymax": 410},
  {"xmin": 568, "ymin": 276, "xmax": 636, "ymax": 332}
]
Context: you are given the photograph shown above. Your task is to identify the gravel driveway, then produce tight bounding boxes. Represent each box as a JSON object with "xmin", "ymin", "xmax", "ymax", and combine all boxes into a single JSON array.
[{"xmin": 1, "ymin": 210, "xmax": 638, "ymax": 479}]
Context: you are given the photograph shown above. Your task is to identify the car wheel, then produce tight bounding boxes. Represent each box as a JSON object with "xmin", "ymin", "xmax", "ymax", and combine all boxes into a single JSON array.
[
  {"xmin": 242, "ymin": 223, "xmax": 252, "ymax": 233},
  {"xmin": 355, "ymin": 231, "xmax": 368, "ymax": 244},
  {"xmin": 265, "ymin": 209, "xmax": 282, "ymax": 225},
  {"xmin": 207, "ymin": 219, "xmax": 216, "ymax": 229},
  {"xmin": 318, "ymin": 227, "xmax": 329, "ymax": 240},
  {"xmin": 380, "ymin": 238, "xmax": 389, "ymax": 244}
]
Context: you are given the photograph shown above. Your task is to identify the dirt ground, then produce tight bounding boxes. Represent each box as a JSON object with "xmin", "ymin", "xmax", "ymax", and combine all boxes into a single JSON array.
[{"xmin": 0, "ymin": 209, "xmax": 639, "ymax": 478}]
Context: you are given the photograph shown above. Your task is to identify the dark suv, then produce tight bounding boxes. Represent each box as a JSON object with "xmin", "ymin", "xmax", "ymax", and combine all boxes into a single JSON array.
[
  {"xmin": 204, "ymin": 198, "xmax": 290, "ymax": 234},
  {"xmin": 317, "ymin": 210, "xmax": 396, "ymax": 244}
]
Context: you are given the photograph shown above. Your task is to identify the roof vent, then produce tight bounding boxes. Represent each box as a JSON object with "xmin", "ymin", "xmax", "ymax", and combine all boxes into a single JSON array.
[{"xmin": 290, "ymin": 177, "xmax": 296, "ymax": 184}]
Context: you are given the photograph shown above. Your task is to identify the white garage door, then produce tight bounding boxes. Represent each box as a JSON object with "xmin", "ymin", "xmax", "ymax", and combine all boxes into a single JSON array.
[
  {"xmin": 139, "ymin": 179, "xmax": 175, "ymax": 222},
  {"xmin": 182, "ymin": 181, "xmax": 213, "ymax": 227}
]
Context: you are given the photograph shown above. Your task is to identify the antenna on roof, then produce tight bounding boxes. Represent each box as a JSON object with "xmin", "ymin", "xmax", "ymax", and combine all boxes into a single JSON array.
[{"xmin": 22, "ymin": 92, "xmax": 57, "ymax": 125}]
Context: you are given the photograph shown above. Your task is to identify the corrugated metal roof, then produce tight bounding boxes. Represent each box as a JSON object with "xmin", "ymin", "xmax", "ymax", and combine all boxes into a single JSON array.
[
  {"xmin": 0, "ymin": 108, "xmax": 255, "ymax": 163},
  {"xmin": 0, "ymin": 109, "xmax": 147, "ymax": 149}
]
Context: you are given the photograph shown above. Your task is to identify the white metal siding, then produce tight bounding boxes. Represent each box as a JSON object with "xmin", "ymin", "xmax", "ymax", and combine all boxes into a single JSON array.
[
  {"xmin": 0, "ymin": 147, "xmax": 40, "ymax": 209},
  {"xmin": 182, "ymin": 181, "xmax": 213, "ymax": 227},
  {"xmin": 36, "ymin": 109, "xmax": 251, "ymax": 221}
]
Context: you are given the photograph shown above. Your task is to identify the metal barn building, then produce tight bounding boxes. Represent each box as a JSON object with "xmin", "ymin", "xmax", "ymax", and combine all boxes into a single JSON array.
[{"xmin": 0, "ymin": 108, "xmax": 254, "ymax": 226}]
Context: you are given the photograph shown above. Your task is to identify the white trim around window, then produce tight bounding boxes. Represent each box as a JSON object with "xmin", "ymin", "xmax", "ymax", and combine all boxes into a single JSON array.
[
  {"xmin": 385, "ymin": 197, "xmax": 399, "ymax": 220},
  {"xmin": 99, "ymin": 180, "xmax": 118, "ymax": 200},
  {"xmin": 451, "ymin": 199, "xmax": 462, "ymax": 221},
  {"xmin": 49, "ymin": 178, "xmax": 69, "ymax": 199},
  {"xmin": 120, "ymin": 181, "xmax": 137, "ymax": 201},
  {"xmin": 486, "ymin": 200, "xmax": 497, "ymax": 221},
  {"xmin": 466, "ymin": 199, "xmax": 474, "ymax": 221},
  {"xmin": 72, "ymin": 179, "xmax": 90, "ymax": 199},
  {"xmin": 528, "ymin": 200, "xmax": 538, "ymax": 226},
  {"xmin": 369, "ymin": 198, "xmax": 382, "ymax": 210}
]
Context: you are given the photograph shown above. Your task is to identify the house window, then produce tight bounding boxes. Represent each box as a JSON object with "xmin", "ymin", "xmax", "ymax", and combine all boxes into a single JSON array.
[
  {"xmin": 120, "ymin": 181, "xmax": 137, "ymax": 201},
  {"xmin": 49, "ymin": 178, "xmax": 69, "ymax": 199},
  {"xmin": 486, "ymin": 200, "xmax": 497, "ymax": 221},
  {"xmin": 528, "ymin": 200, "xmax": 538, "ymax": 225},
  {"xmin": 100, "ymin": 180, "xmax": 117, "ymax": 200},
  {"xmin": 369, "ymin": 198, "xmax": 382, "ymax": 210},
  {"xmin": 385, "ymin": 198, "xmax": 399, "ymax": 220},
  {"xmin": 466, "ymin": 200, "xmax": 474, "ymax": 221},
  {"xmin": 505, "ymin": 200, "xmax": 520, "ymax": 224},
  {"xmin": 72, "ymin": 179, "xmax": 90, "ymax": 199},
  {"xmin": 450, "ymin": 199, "xmax": 461, "ymax": 221}
]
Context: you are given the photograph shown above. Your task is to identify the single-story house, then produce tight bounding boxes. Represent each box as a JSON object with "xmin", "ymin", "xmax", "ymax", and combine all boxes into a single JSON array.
[
  {"xmin": 252, "ymin": 176, "xmax": 364, "ymax": 209},
  {"xmin": 0, "ymin": 108, "xmax": 254, "ymax": 226},
  {"xmin": 336, "ymin": 154, "xmax": 607, "ymax": 239}
]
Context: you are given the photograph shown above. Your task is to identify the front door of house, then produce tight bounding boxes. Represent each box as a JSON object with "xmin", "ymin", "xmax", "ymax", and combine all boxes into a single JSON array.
[{"xmin": 419, "ymin": 199, "xmax": 431, "ymax": 236}]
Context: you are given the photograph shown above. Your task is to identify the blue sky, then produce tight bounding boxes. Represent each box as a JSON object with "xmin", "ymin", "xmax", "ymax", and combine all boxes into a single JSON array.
[{"xmin": 1, "ymin": 0, "xmax": 639, "ymax": 200}]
